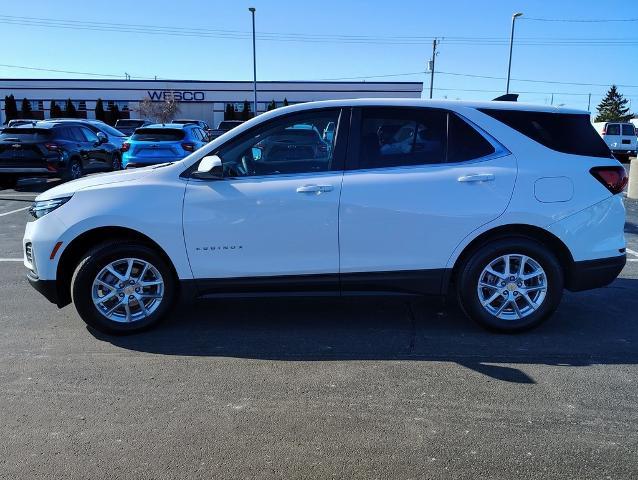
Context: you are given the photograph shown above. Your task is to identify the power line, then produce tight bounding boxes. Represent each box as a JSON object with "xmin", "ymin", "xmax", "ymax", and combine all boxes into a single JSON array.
[
  {"xmin": 522, "ymin": 17, "xmax": 638, "ymax": 23},
  {"xmin": 0, "ymin": 63, "xmax": 159, "ymax": 79},
  {"xmin": 0, "ymin": 14, "xmax": 637, "ymax": 46}
]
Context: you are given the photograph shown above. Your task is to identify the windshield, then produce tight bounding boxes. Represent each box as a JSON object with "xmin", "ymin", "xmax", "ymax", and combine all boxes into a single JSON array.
[{"xmin": 93, "ymin": 123, "xmax": 127, "ymax": 137}]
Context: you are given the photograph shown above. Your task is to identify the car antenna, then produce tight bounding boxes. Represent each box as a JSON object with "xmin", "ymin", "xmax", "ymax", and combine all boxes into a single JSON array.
[{"xmin": 493, "ymin": 93, "xmax": 519, "ymax": 102}]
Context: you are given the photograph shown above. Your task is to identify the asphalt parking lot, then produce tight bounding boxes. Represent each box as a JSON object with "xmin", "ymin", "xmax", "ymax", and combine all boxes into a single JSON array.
[{"xmin": 1, "ymin": 178, "xmax": 638, "ymax": 479}]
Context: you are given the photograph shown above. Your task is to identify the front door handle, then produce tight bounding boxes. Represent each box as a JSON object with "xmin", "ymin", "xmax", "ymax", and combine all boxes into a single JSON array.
[{"xmin": 458, "ymin": 173, "xmax": 495, "ymax": 183}]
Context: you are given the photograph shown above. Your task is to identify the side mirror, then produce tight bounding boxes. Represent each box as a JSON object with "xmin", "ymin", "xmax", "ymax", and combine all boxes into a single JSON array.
[
  {"xmin": 96, "ymin": 132, "xmax": 108, "ymax": 144},
  {"xmin": 192, "ymin": 154, "xmax": 224, "ymax": 180}
]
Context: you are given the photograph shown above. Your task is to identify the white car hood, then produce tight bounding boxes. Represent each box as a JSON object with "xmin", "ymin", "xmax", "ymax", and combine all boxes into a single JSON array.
[{"xmin": 36, "ymin": 167, "xmax": 155, "ymax": 201}]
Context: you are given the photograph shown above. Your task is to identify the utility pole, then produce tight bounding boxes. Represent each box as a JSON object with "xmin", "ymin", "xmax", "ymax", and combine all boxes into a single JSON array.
[
  {"xmin": 506, "ymin": 12, "xmax": 523, "ymax": 94},
  {"xmin": 550, "ymin": 93, "xmax": 554, "ymax": 105},
  {"xmin": 249, "ymin": 7, "xmax": 257, "ymax": 117},
  {"xmin": 429, "ymin": 39, "xmax": 438, "ymax": 99},
  {"xmin": 587, "ymin": 93, "xmax": 592, "ymax": 112}
]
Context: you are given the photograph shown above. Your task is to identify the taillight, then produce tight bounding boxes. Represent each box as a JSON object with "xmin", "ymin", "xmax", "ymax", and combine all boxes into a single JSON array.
[
  {"xmin": 182, "ymin": 142, "xmax": 196, "ymax": 152},
  {"xmin": 44, "ymin": 143, "xmax": 61, "ymax": 151},
  {"xmin": 121, "ymin": 142, "xmax": 130, "ymax": 152},
  {"xmin": 590, "ymin": 166, "xmax": 628, "ymax": 195}
]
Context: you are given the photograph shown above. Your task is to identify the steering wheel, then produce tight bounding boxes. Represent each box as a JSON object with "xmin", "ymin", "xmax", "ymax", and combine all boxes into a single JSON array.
[{"xmin": 239, "ymin": 148, "xmax": 257, "ymax": 176}]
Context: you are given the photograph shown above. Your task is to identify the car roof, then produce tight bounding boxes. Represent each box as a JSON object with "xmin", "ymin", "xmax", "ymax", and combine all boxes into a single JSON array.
[
  {"xmin": 143, "ymin": 123, "xmax": 190, "ymax": 129},
  {"xmin": 8, "ymin": 121, "xmax": 57, "ymax": 129},
  {"xmin": 173, "ymin": 119, "xmax": 202, "ymax": 123},
  {"xmin": 261, "ymin": 98, "xmax": 589, "ymax": 115}
]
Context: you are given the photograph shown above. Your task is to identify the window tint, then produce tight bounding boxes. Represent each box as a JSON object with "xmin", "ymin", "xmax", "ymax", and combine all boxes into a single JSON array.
[
  {"xmin": 479, "ymin": 109, "xmax": 611, "ymax": 158},
  {"xmin": 0, "ymin": 128, "xmax": 52, "ymax": 141},
  {"xmin": 447, "ymin": 113, "xmax": 495, "ymax": 163},
  {"xmin": 605, "ymin": 124, "xmax": 620, "ymax": 135},
  {"xmin": 79, "ymin": 127, "xmax": 98, "ymax": 143},
  {"xmin": 622, "ymin": 124, "xmax": 636, "ymax": 136},
  {"xmin": 359, "ymin": 108, "xmax": 446, "ymax": 168},
  {"xmin": 217, "ymin": 109, "xmax": 340, "ymax": 177},
  {"xmin": 65, "ymin": 127, "xmax": 85, "ymax": 142},
  {"xmin": 131, "ymin": 129, "xmax": 185, "ymax": 141}
]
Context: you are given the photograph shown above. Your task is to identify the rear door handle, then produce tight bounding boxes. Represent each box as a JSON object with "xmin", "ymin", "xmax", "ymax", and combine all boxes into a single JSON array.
[
  {"xmin": 296, "ymin": 185, "xmax": 322, "ymax": 193},
  {"xmin": 296, "ymin": 184, "xmax": 334, "ymax": 193},
  {"xmin": 458, "ymin": 173, "xmax": 495, "ymax": 183}
]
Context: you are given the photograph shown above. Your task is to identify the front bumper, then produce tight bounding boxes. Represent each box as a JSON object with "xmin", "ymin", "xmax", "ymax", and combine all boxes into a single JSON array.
[
  {"xmin": 566, "ymin": 254, "xmax": 626, "ymax": 292},
  {"xmin": 27, "ymin": 270, "xmax": 60, "ymax": 305}
]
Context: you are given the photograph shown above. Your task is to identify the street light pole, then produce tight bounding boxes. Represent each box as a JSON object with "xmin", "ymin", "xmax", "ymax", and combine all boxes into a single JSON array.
[
  {"xmin": 249, "ymin": 7, "xmax": 257, "ymax": 117},
  {"xmin": 506, "ymin": 12, "xmax": 523, "ymax": 94}
]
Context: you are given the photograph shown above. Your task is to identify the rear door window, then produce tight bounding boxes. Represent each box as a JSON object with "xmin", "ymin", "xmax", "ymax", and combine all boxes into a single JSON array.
[
  {"xmin": 606, "ymin": 124, "xmax": 620, "ymax": 136},
  {"xmin": 622, "ymin": 124, "xmax": 636, "ymax": 136},
  {"xmin": 478, "ymin": 108, "xmax": 611, "ymax": 158},
  {"xmin": 132, "ymin": 129, "xmax": 185, "ymax": 141},
  {"xmin": 358, "ymin": 107, "xmax": 447, "ymax": 168},
  {"xmin": 447, "ymin": 113, "xmax": 495, "ymax": 163}
]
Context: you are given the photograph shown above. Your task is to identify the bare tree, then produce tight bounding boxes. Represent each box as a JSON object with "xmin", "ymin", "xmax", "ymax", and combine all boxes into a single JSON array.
[{"xmin": 137, "ymin": 94, "xmax": 181, "ymax": 123}]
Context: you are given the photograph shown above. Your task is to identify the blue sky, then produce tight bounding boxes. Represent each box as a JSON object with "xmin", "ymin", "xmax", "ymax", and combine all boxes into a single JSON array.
[{"xmin": 1, "ymin": 0, "xmax": 637, "ymax": 112}]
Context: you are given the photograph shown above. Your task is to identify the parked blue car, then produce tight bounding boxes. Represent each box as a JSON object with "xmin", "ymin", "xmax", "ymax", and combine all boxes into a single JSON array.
[{"xmin": 121, "ymin": 123, "xmax": 209, "ymax": 168}]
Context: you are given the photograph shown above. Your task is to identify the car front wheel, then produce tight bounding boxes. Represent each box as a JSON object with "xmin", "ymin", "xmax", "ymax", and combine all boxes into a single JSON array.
[
  {"xmin": 71, "ymin": 242, "xmax": 175, "ymax": 334},
  {"xmin": 457, "ymin": 237, "xmax": 564, "ymax": 332}
]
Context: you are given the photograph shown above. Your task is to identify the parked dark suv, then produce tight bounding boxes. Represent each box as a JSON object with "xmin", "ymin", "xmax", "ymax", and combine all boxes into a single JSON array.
[{"xmin": 0, "ymin": 121, "xmax": 122, "ymax": 188}]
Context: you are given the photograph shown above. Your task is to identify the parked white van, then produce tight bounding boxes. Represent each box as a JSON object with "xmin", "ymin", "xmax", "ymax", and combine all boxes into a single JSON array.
[{"xmin": 593, "ymin": 121, "xmax": 637, "ymax": 161}]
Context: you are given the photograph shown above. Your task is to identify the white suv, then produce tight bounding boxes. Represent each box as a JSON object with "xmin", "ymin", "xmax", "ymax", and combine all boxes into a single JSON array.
[{"xmin": 23, "ymin": 99, "xmax": 628, "ymax": 334}]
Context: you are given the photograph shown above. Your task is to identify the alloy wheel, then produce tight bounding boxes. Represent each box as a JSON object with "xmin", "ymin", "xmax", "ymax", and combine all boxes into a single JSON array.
[
  {"xmin": 91, "ymin": 258, "xmax": 164, "ymax": 323},
  {"xmin": 476, "ymin": 253, "xmax": 548, "ymax": 321}
]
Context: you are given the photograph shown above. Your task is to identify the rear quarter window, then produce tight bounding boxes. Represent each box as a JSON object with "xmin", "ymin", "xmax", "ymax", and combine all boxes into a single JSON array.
[
  {"xmin": 131, "ymin": 129, "xmax": 185, "ymax": 141},
  {"xmin": 622, "ymin": 124, "xmax": 636, "ymax": 136},
  {"xmin": 478, "ymin": 109, "xmax": 612, "ymax": 158}
]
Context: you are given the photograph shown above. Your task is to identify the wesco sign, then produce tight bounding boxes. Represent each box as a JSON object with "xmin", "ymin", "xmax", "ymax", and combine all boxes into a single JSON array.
[{"xmin": 146, "ymin": 90, "xmax": 205, "ymax": 101}]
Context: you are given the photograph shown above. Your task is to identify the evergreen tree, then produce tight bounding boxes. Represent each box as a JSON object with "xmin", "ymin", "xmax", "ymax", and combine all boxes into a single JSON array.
[
  {"xmin": 267, "ymin": 99, "xmax": 277, "ymax": 111},
  {"xmin": 107, "ymin": 104, "xmax": 121, "ymax": 125},
  {"xmin": 21, "ymin": 98, "xmax": 33, "ymax": 119},
  {"xmin": 94, "ymin": 98, "xmax": 106, "ymax": 122},
  {"xmin": 224, "ymin": 103, "xmax": 236, "ymax": 120},
  {"xmin": 3, "ymin": 95, "xmax": 18, "ymax": 123},
  {"xmin": 50, "ymin": 100, "xmax": 63, "ymax": 119},
  {"xmin": 64, "ymin": 98, "xmax": 77, "ymax": 118},
  {"xmin": 283, "ymin": 98, "xmax": 289, "ymax": 107},
  {"xmin": 595, "ymin": 85, "xmax": 633, "ymax": 122},
  {"xmin": 242, "ymin": 100, "xmax": 251, "ymax": 121}
]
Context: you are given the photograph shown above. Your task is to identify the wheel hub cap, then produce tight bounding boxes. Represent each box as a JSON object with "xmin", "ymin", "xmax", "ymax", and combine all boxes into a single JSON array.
[
  {"xmin": 91, "ymin": 258, "xmax": 164, "ymax": 323},
  {"xmin": 477, "ymin": 254, "xmax": 548, "ymax": 321}
]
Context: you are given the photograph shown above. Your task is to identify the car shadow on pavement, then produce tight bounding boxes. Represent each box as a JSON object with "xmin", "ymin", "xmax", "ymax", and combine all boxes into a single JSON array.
[{"xmin": 91, "ymin": 277, "xmax": 638, "ymax": 385}]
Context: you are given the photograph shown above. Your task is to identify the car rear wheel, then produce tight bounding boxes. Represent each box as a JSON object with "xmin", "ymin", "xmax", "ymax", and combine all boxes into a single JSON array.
[
  {"xmin": 456, "ymin": 237, "xmax": 564, "ymax": 332},
  {"xmin": 71, "ymin": 242, "xmax": 175, "ymax": 334},
  {"xmin": 111, "ymin": 154, "xmax": 122, "ymax": 171}
]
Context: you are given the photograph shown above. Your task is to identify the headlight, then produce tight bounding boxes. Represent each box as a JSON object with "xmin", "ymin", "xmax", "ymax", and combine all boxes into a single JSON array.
[{"xmin": 29, "ymin": 196, "xmax": 72, "ymax": 219}]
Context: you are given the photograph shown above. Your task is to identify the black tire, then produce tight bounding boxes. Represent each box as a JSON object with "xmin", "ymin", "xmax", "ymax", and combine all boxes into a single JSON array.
[
  {"xmin": 63, "ymin": 158, "xmax": 83, "ymax": 182},
  {"xmin": 71, "ymin": 242, "xmax": 176, "ymax": 335},
  {"xmin": 456, "ymin": 237, "xmax": 564, "ymax": 333},
  {"xmin": 0, "ymin": 175, "xmax": 18, "ymax": 189},
  {"xmin": 111, "ymin": 153, "xmax": 122, "ymax": 171}
]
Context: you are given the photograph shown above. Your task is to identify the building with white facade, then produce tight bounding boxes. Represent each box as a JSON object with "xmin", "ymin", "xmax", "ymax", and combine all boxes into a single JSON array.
[{"xmin": 0, "ymin": 79, "xmax": 423, "ymax": 127}]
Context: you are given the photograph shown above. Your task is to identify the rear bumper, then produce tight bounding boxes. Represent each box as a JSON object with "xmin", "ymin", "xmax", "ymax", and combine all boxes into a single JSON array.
[
  {"xmin": 566, "ymin": 254, "xmax": 626, "ymax": 292},
  {"xmin": 27, "ymin": 270, "xmax": 60, "ymax": 305},
  {"xmin": 611, "ymin": 149, "xmax": 636, "ymax": 156}
]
